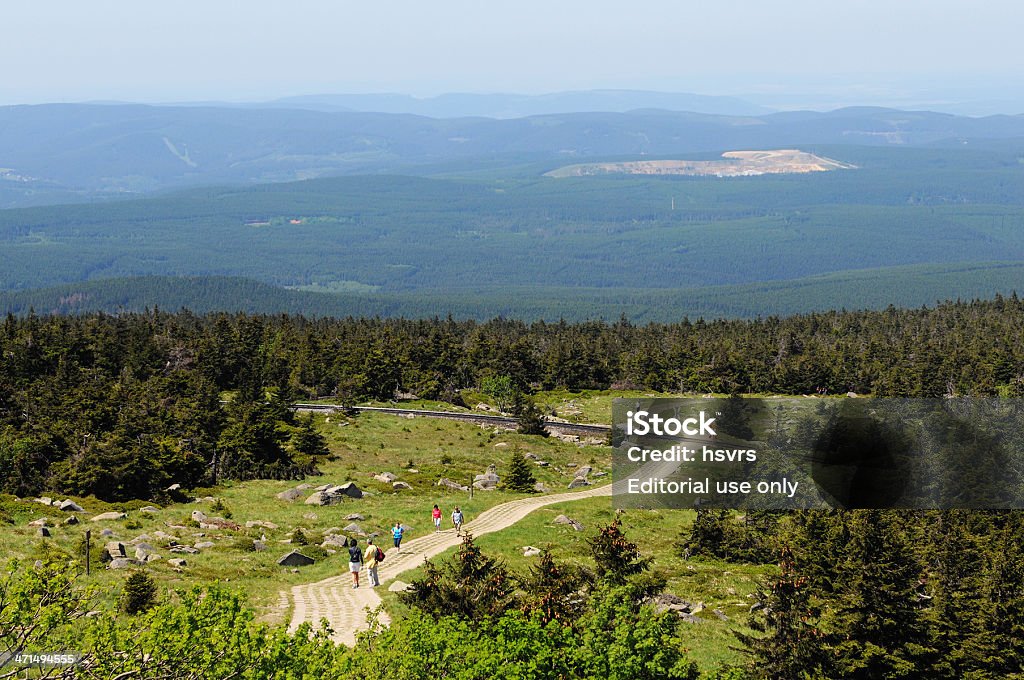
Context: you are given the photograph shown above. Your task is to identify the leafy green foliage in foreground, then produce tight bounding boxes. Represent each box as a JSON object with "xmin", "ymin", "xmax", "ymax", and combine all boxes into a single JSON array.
[{"xmin": 1, "ymin": 548, "xmax": 699, "ymax": 680}]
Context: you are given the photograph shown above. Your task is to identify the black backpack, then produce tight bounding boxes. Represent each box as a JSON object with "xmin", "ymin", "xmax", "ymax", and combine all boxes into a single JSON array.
[{"xmin": 348, "ymin": 545, "xmax": 362, "ymax": 562}]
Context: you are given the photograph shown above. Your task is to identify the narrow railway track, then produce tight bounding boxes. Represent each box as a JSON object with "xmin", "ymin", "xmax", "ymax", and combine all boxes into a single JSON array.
[{"xmin": 293, "ymin": 403, "xmax": 610, "ymax": 437}]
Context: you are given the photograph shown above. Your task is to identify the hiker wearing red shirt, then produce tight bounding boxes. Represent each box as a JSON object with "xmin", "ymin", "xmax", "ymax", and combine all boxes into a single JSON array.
[{"xmin": 432, "ymin": 504, "xmax": 442, "ymax": 533}]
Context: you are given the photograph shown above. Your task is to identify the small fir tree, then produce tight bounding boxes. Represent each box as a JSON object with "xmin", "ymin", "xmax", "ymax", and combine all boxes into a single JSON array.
[
  {"xmin": 503, "ymin": 448, "xmax": 536, "ymax": 493},
  {"xmin": 120, "ymin": 570, "xmax": 159, "ymax": 615}
]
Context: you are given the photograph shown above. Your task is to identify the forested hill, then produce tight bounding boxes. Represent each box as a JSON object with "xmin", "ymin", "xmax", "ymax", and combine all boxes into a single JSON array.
[
  {"xmin": 2, "ymin": 102, "xmax": 1024, "ymax": 206},
  {"xmin": 2, "ymin": 297, "xmax": 1023, "ymax": 501},
  {"xmin": 3, "ymin": 269, "xmax": 1024, "ymax": 323},
  {"xmin": 4, "ymin": 143, "xmax": 1024, "ymax": 320}
]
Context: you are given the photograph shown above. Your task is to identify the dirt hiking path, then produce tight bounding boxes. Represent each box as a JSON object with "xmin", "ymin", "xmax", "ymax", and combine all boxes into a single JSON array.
[{"xmin": 285, "ymin": 484, "xmax": 612, "ymax": 645}]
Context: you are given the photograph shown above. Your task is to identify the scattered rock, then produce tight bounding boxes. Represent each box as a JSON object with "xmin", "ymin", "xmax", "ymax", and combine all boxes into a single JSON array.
[
  {"xmin": 303, "ymin": 512, "xmax": 319, "ymax": 521},
  {"xmin": 99, "ymin": 528, "xmax": 115, "ymax": 538},
  {"xmin": 194, "ymin": 541, "xmax": 216, "ymax": 550},
  {"xmin": 91, "ymin": 512, "xmax": 126, "ymax": 522},
  {"xmin": 576, "ymin": 466, "xmax": 592, "ymax": 478},
  {"xmin": 566, "ymin": 463, "xmax": 577, "ymax": 468},
  {"xmin": 388, "ymin": 580, "xmax": 413, "ymax": 593},
  {"xmin": 276, "ymin": 488, "xmax": 303, "ymax": 502},
  {"xmin": 534, "ymin": 482, "xmax": 549, "ymax": 493},
  {"xmin": 139, "ymin": 506, "xmax": 160, "ymax": 514},
  {"xmin": 108, "ymin": 558, "xmax": 143, "ymax": 570},
  {"xmin": 392, "ymin": 481, "xmax": 413, "ymax": 491},
  {"xmin": 59, "ymin": 499, "xmax": 85, "ymax": 512},
  {"xmin": 37, "ymin": 527, "xmax": 51, "ymax": 538},
  {"xmin": 277, "ymin": 550, "xmax": 315, "ymax": 567},
  {"xmin": 567, "ymin": 478, "xmax": 590, "ymax": 489},
  {"xmin": 28, "ymin": 517, "xmax": 50, "ymax": 528},
  {"xmin": 323, "ymin": 526, "xmax": 342, "ymax": 535},
  {"xmin": 199, "ymin": 517, "xmax": 241, "ymax": 531},
  {"xmin": 304, "ymin": 492, "xmax": 327, "ymax": 506},
  {"xmin": 245, "ymin": 520, "xmax": 279, "ymax": 530},
  {"xmin": 321, "ymin": 534, "xmax": 350, "ymax": 548},
  {"xmin": 534, "ymin": 460, "xmax": 549, "ymax": 467},
  {"xmin": 145, "ymin": 554, "xmax": 162, "ymax": 562},
  {"xmin": 652, "ymin": 593, "xmax": 696, "ymax": 615},
  {"xmin": 168, "ymin": 558, "xmax": 188, "ymax": 568},
  {"xmin": 165, "ymin": 483, "xmax": 181, "ymax": 492},
  {"xmin": 494, "ymin": 442, "xmax": 508, "ymax": 448},
  {"xmin": 343, "ymin": 523, "xmax": 364, "ymax": 535},
  {"xmin": 552, "ymin": 515, "xmax": 584, "ymax": 531},
  {"xmin": 344, "ymin": 514, "xmax": 365, "ymax": 521},
  {"xmin": 296, "ymin": 483, "xmax": 313, "ymax": 490},
  {"xmin": 475, "ymin": 403, "xmax": 493, "ymax": 412},
  {"xmin": 847, "ymin": 391, "xmax": 858, "ymax": 398},
  {"xmin": 592, "ymin": 471, "xmax": 607, "ymax": 478},
  {"xmin": 337, "ymin": 482, "xmax": 363, "ymax": 499},
  {"xmin": 524, "ymin": 453, "xmax": 538, "ymax": 460},
  {"xmin": 169, "ymin": 546, "xmax": 199, "ymax": 555},
  {"xmin": 374, "ymin": 472, "xmax": 398, "ymax": 483},
  {"xmin": 523, "ymin": 546, "xmax": 543, "ymax": 557},
  {"xmin": 190, "ymin": 510, "xmax": 207, "ymax": 523},
  {"xmin": 474, "ymin": 471, "xmax": 500, "ymax": 484},
  {"xmin": 712, "ymin": 609, "xmax": 729, "ymax": 621},
  {"xmin": 105, "ymin": 542, "xmax": 126, "ymax": 559},
  {"xmin": 63, "ymin": 515, "xmax": 80, "ymax": 526},
  {"xmin": 313, "ymin": 484, "xmax": 331, "ymax": 492},
  {"xmin": 152, "ymin": 530, "xmax": 174, "ymax": 541},
  {"xmin": 34, "ymin": 497, "xmax": 53, "ymax": 506},
  {"xmin": 305, "ymin": 482, "xmax": 362, "ymax": 505},
  {"xmin": 473, "ymin": 479, "xmax": 498, "ymax": 491},
  {"xmin": 437, "ymin": 478, "xmax": 470, "ymax": 492},
  {"xmin": 253, "ymin": 540, "xmax": 267, "ymax": 552}
]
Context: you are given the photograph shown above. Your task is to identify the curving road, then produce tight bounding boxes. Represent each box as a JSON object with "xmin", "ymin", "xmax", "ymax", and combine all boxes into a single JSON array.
[{"xmin": 285, "ymin": 483, "xmax": 612, "ymax": 645}]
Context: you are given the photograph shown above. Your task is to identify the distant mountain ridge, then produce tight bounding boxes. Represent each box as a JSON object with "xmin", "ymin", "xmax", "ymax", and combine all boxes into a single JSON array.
[
  {"xmin": 1, "ymin": 102, "xmax": 1024, "ymax": 207},
  {"xmin": 263, "ymin": 89, "xmax": 771, "ymax": 117}
]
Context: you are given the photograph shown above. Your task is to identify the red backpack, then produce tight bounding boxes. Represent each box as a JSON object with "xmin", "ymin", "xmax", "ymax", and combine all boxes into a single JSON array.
[{"xmin": 376, "ymin": 547, "xmax": 385, "ymax": 562}]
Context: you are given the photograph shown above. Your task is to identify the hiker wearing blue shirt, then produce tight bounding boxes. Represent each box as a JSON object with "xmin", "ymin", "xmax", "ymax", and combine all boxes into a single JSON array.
[{"xmin": 392, "ymin": 522, "xmax": 404, "ymax": 551}]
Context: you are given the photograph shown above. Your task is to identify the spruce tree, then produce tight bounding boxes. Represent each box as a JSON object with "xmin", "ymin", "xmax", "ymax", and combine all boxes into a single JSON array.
[
  {"xmin": 973, "ymin": 515, "xmax": 1024, "ymax": 676},
  {"xmin": 503, "ymin": 448, "xmax": 537, "ymax": 493},
  {"xmin": 512, "ymin": 391, "xmax": 549, "ymax": 437},
  {"xmin": 291, "ymin": 414, "xmax": 330, "ymax": 462},
  {"xmin": 521, "ymin": 551, "xmax": 592, "ymax": 625},
  {"xmin": 119, "ymin": 571, "xmax": 159, "ymax": 615},
  {"xmin": 401, "ymin": 533, "xmax": 517, "ymax": 620},
  {"xmin": 738, "ymin": 546, "xmax": 824, "ymax": 679},
  {"xmin": 824, "ymin": 510, "xmax": 933, "ymax": 679},
  {"xmin": 589, "ymin": 518, "xmax": 651, "ymax": 585}
]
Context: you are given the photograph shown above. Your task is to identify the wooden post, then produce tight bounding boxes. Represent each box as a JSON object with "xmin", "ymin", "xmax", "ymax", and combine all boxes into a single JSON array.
[
  {"xmin": 469, "ymin": 476, "xmax": 474, "ymax": 499},
  {"xmin": 85, "ymin": 530, "xmax": 91, "ymax": 576}
]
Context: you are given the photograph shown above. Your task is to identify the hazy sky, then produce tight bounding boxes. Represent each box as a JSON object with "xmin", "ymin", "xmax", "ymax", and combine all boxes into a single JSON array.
[{"xmin": 2, "ymin": 0, "xmax": 1022, "ymax": 109}]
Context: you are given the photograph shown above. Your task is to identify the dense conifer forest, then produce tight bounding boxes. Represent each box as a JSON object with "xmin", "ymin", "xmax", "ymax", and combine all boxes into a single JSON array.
[{"xmin": 3, "ymin": 296, "xmax": 1024, "ymax": 502}]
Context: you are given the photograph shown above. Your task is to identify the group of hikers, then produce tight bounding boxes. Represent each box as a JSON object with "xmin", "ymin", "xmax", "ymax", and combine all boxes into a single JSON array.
[{"xmin": 344, "ymin": 505, "xmax": 466, "ymax": 588}]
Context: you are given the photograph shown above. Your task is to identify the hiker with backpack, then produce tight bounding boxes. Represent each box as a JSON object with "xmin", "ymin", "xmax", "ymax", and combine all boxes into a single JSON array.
[
  {"xmin": 363, "ymin": 538, "xmax": 384, "ymax": 587},
  {"xmin": 346, "ymin": 537, "xmax": 363, "ymax": 589}
]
